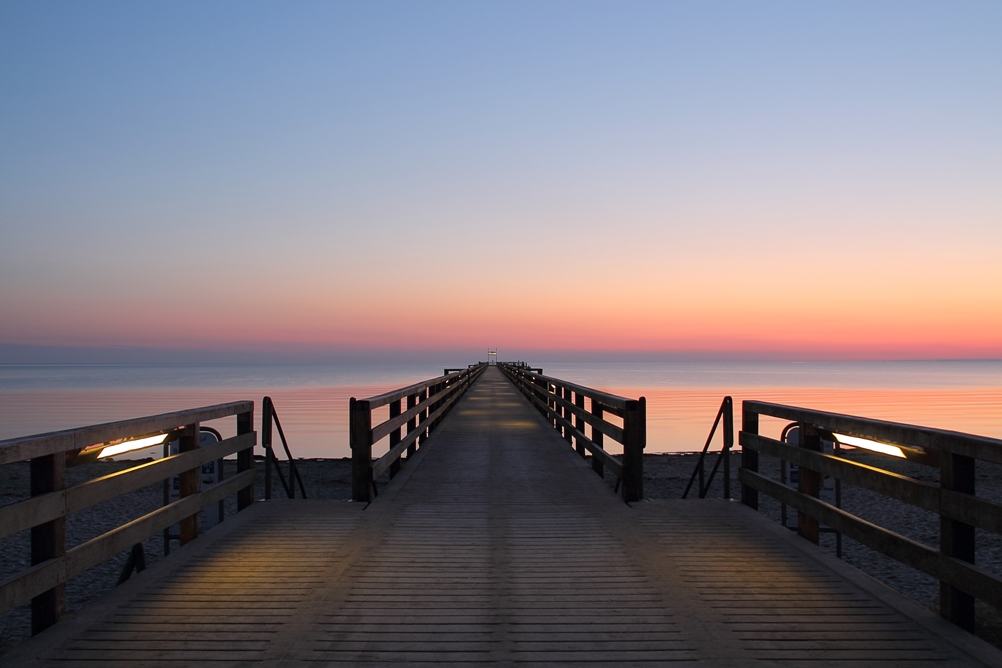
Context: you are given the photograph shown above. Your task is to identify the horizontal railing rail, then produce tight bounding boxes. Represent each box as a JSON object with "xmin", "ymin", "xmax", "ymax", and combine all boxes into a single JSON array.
[
  {"xmin": 0, "ymin": 402, "xmax": 256, "ymax": 635},
  {"xmin": 498, "ymin": 363, "xmax": 645, "ymax": 502},
  {"xmin": 350, "ymin": 364, "xmax": 487, "ymax": 502},
  {"xmin": 739, "ymin": 400, "xmax": 1002, "ymax": 633}
]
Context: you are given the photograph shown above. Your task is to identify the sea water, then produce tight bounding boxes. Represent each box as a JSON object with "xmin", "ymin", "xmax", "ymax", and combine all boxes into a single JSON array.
[{"xmin": 1, "ymin": 360, "xmax": 1000, "ymax": 458}]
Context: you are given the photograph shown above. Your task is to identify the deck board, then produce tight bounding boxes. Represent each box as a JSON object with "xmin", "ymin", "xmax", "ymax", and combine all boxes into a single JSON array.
[{"xmin": 9, "ymin": 367, "xmax": 999, "ymax": 666}]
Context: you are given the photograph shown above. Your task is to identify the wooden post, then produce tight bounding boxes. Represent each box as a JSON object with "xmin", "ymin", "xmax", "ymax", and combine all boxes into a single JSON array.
[
  {"xmin": 30, "ymin": 452, "xmax": 65, "ymax": 635},
  {"xmin": 430, "ymin": 382, "xmax": 442, "ymax": 433},
  {"xmin": 798, "ymin": 423, "xmax": 821, "ymax": 545},
  {"xmin": 237, "ymin": 408, "xmax": 254, "ymax": 511},
  {"xmin": 722, "ymin": 397, "xmax": 733, "ymax": 500},
  {"xmin": 406, "ymin": 393, "xmax": 418, "ymax": 457},
  {"xmin": 621, "ymin": 398, "xmax": 645, "ymax": 502},
  {"xmin": 350, "ymin": 398, "xmax": 373, "ymax": 502},
  {"xmin": 262, "ymin": 397, "xmax": 273, "ymax": 501},
  {"xmin": 741, "ymin": 403, "xmax": 759, "ymax": 510},
  {"xmin": 535, "ymin": 376, "xmax": 547, "ymax": 419},
  {"xmin": 941, "ymin": 452, "xmax": 976, "ymax": 631},
  {"xmin": 592, "ymin": 402, "xmax": 604, "ymax": 478},
  {"xmin": 179, "ymin": 423, "xmax": 200, "ymax": 545},
  {"xmin": 575, "ymin": 393, "xmax": 586, "ymax": 457},
  {"xmin": 389, "ymin": 399, "xmax": 402, "ymax": 478},
  {"xmin": 563, "ymin": 387, "xmax": 573, "ymax": 445},
  {"xmin": 418, "ymin": 389, "xmax": 428, "ymax": 446}
]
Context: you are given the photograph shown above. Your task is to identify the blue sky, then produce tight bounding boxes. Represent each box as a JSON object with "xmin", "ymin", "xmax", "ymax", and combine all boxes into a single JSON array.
[{"xmin": 2, "ymin": 1, "xmax": 1000, "ymax": 361}]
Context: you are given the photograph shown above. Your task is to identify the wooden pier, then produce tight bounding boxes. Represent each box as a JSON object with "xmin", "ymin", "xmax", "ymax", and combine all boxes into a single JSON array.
[{"xmin": 3, "ymin": 367, "xmax": 1001, "ymax": 666}]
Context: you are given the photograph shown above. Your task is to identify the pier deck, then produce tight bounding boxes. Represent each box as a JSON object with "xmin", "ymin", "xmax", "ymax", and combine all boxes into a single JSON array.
[{"xmin": 9, "ymin": 367, "xmax": 999, "ymax": 666}]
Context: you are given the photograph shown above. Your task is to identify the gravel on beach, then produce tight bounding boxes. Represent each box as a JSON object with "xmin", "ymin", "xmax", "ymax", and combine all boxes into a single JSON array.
[{"xmin": 3, "ymin": 450, "xmax": 1002, "ymax": 654}]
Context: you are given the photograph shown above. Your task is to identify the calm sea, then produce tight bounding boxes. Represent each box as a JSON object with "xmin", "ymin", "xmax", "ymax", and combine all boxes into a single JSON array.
[{"xmin": 1, "ymin": 360, "xmax": 1001, "ymax": 458}]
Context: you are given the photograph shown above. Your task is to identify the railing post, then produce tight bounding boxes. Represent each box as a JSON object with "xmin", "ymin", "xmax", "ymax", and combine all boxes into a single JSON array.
[
  {"xmin": 563, "ymin": 387, "xmax": 573, "ymax": 445},
  {"xmin": 418, "ymin": 389, "xmax": 428, "ymax": 445},
  {"xmin": 575, "ymin": 392, "xmax": 586, "ymax": 457},
  {"xmin": 621, "ymin": 397, "xmax": 645, "ymax": 502},
  {"xmin": 538, "ymin": 376, "xmax": 548, "ymax": 418},
  {"xmin": 741, "ymin": 403, "xmax": 759, "ymax": 510},
  {"xmin": 237, "ymin": 407, "xmax": 254, "ymax": 511},
  {"xmin": 722, "ymin": 397, "xmax": 733, "ymax": 500},
  {"xmin": 941, "ymin": 452, "xmax": 976, "ymax": 631},
  {"xmin": 179, "ymin": 422, "xmax": 201, "ymax": 545},
  {"xmin": 798, "ymin": 423, "xmax": 821, "ymax": 545},
  {"xmin": 30, "ymin": 451, "xmax": 65, "ymax": 635},
  {"xmin": 262, "ymin": 397, "xmax": 273, "ymax": 501},
  {"xmin": 389, "ymin": 399, "xmax": 402, "ymax": 478},
  {"xmin": 350, "ymin": 398, "xmax": 373, "ymax": 502},
  {"xmin": 592, "ymin": 402, "xmax": 604, "ymax": 478},
  {"xmin": 407, "ymin": 393, "xmax": 418, "ymax": 458}
]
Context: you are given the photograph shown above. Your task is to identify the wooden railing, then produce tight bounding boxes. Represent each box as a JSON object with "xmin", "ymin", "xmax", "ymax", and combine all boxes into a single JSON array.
[
  {"xmin": 0, "ymin": 402, "xmax": 256, "ymax": 635},
  {"xmin": 739, "ymin": 400, "xmax": 1002, "ymax": 632},
  {"xmin": 350, "ymin": 364, "xmax": 487, "ymax": 502},
  {"xmin": 498, "ymin": 363, "xmax": 646, "ymax": 502}
]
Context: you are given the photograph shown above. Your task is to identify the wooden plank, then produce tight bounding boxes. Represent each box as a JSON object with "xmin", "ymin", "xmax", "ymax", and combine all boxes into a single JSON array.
[
  {"xmin": 500, "ymin": 367, "xmax": 632, "ymax": 410},
  {"xmin": 362, "ymin": 365, "xmax": 484, "ymax": 408},
  {"xmin": 67, "ymin": 470, "xmax": 255, "ymax": 577},
  {"xmin": 371, "ymin": 383, "xmax": 468, "ymax": 478},
  {"xmin": 543, "ymin": 409, "xmax": 622, "ymax": 478},
  {"xmin": 745, "ymin": 400, "xmax": 1002, "ymax": 465},
  {"xmin": 0, "ymin": 470, "xmax": 255, "ymax": 613},
  {"xmin": 0, "ymin": 433, "xmax": 255, "ymax": 541},
  {"xmin": 743, "ymin": 431, "xmax": 1002, "ymax": 535},
  {"xmin": 738, "ymin": 467, "xmax": 1002, "ymax": 609},
  {"xmin": 370, "ymin": 380, "xmax": 460, "ymax": 443},
  {"xmin": 517, "ymin": 378, "xmax": 624, "ymax": 443},
  {"xmin": 0, "ymin": 401, "xmax": 253, "ymax": 465}
]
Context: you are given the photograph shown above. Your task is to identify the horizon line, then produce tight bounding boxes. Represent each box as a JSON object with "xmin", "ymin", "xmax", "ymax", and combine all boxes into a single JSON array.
[{"xmin": 1, "ymin": 343, "xmax": 1000, "ymax": 365}]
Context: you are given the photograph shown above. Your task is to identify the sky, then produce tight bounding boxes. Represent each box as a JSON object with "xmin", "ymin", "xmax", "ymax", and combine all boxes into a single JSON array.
[{"xmin": 1, "ymin": 1, "xmax": 1000, "ymax": 362}]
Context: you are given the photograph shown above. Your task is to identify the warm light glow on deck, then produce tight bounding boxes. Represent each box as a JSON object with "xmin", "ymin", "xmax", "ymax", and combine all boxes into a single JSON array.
[{"xmin": 833, "ymin": 433, "xmax": 906, "ymax": 458}]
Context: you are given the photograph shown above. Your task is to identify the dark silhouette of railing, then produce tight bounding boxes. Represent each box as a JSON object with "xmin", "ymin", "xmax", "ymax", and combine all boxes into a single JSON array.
[
  {"xmin": 349, "ymin": 364, "xmax": 487, "ymax": 502},
  {"xmin": 498, "ymin": 363, "xmax": 646, "ymax": 502},
  {"xmin": 682, "ymin": 396, "xmax": 733, "ymax": 499},
  {"xmin": 0, "ymin": 402, "xmax": 256, "ymax": 635},
  {"xmin": 262, "ymin": 396, "xmax": 307, "ymax": 500},
  {"xmin": 739, "ymin": 400, "xmax": 1002, "ymax": 632}
]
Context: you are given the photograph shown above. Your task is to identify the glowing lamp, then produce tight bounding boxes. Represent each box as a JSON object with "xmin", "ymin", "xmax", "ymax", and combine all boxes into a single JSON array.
[
  {"xmin": 96, "ymin": 433, "xmax": 169, "ymax": 459},
  {"xmin": 832, "ymin": 433, "xmax": 906, "ymax": 458}
]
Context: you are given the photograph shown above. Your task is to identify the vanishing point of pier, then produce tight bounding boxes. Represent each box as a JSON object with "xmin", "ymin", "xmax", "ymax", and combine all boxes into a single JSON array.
[{"xmin": 2, "ymin": 364, "xmax": 1001, "ymax": 666}]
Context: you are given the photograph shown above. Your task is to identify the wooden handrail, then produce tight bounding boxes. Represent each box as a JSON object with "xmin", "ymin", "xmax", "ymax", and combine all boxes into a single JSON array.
[
  {"xmin": 350, "ymin": 364, "xmax": 487, "ymax": 502},
  {"xmin": 0, "ymin": 401, "xmax": 254, "ymax": 465},
  {"xmin": 498, "ymin": 363, "xmax": 646, "ymax": 502},
  {"xmin": 739, "ymin": 400, "xmax": 1002, "ymax": 633},
  {"xmin": 0, "ymin": 402, "xmax": 256, "ymax": 636}
]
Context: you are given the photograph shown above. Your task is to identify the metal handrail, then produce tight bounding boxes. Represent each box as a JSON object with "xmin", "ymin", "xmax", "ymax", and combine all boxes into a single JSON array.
[
  {"xmin": 682, "ymin": 396, "xmax": 733, "ymax": 499},
  {"xmin": 262, "ymin": 396, "xmax": 307, "ymax": 500}
]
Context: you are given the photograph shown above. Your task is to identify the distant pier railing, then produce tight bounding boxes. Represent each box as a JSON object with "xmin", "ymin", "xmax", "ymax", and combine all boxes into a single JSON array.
[
  {"xmin": 499, "ymin": 363, "xmax": 646, "ymax": 502},
  {"xmin": 350, "ymin": 364, "xmax": 487, "ymax": 502},
  {"xmin": 0, "ymin": 402, "xmax": 256, "ymax": 635},
  {"xmin": 739, "ymin": 400, "xmax": 1002, "ymax": 632}
]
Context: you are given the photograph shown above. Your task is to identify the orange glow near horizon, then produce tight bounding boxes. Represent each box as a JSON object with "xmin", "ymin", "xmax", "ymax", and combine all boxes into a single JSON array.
[{"xmin": 2, "ymin": 216, "xmax": 1000, "ymax": 360}]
